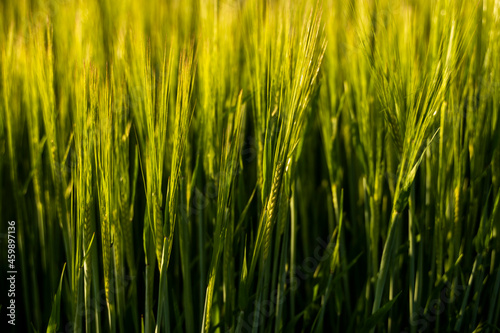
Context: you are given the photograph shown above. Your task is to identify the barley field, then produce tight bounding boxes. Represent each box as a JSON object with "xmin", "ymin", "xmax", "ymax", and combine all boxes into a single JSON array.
[{"xmin": 0, "ymin": 0, "xmax": 499, "ymax": 332}]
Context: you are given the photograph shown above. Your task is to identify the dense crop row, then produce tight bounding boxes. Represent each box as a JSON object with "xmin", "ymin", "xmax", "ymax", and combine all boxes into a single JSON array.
[{"xmin": 1, "ymin": 0, "xmax": 499, "ymax": 332}]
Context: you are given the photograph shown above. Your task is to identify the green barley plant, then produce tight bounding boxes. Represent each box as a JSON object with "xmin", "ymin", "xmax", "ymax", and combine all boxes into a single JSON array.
[{"xmin": 1, "ymin": 0, "xmax": 500, "ymax": 332}]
